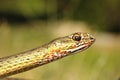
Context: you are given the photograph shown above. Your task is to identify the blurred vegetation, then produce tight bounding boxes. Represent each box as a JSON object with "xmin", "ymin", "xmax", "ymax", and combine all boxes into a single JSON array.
[
  {"xmin": 0, "ymin": 25, "xmax": 120, "ymax": 80},
  {"xmin": 0, "ymin": 0, "xmax": 120, "ymax": 80},
  {"xmin": 0, "ymin": 0, "xmax": 120, "ymax": 33}
]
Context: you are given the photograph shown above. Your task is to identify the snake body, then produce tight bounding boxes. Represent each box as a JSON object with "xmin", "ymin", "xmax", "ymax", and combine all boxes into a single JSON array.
[{"xmin": 0, "ymin": 32, "xmax": 95, "ymax": 78}]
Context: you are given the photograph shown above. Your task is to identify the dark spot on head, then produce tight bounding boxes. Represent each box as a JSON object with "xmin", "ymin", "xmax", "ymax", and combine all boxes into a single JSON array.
[
  {"xmin": 90, "ymin": 37, "xmax": 94, "ymax": 40},
  {"xmin": 15, "ymin": 55, "xmax": 18, "ymax": 58},
  {"xmin": 26, "ymin": 58, "xmax": 30, "ymax": 60},
  {"xmin": 90, "ymin": 35, "xmax": 95, "ymax": 42}
]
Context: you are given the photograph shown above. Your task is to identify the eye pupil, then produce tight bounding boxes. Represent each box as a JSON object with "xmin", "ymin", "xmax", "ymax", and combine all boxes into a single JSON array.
[{"xmin": 74, "ymin": 36, "xmax": 81, "ymax": 41}]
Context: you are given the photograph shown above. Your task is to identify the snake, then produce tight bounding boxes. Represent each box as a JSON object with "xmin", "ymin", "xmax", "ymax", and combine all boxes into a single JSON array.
[{"xmin": 0, "ymin": 32, "xmax": 95, "ymax": 78}]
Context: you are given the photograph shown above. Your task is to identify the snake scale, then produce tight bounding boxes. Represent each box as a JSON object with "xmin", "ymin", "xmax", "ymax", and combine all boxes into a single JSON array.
[{"xmin": 0, "ymin": 32, "xmax": 95, "ymax": 78}]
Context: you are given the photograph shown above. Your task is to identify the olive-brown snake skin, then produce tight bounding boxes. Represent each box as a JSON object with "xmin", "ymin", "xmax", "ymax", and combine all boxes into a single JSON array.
[{"xmin": 0, "ymin": 32, "xmax": 95, "ymax": 78}]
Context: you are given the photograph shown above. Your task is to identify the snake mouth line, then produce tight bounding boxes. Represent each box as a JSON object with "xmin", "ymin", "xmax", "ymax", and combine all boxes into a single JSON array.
[{"xmin": 65, "ymin": 44, "xmax": 89, "ymax": 53}]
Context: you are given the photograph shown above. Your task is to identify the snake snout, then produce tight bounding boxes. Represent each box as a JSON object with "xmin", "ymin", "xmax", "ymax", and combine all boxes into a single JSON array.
[{"xmin": 90, "ymin": 35, "xmax": 95, "ymax": 43}]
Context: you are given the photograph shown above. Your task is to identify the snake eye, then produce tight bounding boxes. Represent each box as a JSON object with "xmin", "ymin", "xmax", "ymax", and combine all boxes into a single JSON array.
[{"xmin": 72, "ymin": 33, "xmax": 81, "ymax": 41}]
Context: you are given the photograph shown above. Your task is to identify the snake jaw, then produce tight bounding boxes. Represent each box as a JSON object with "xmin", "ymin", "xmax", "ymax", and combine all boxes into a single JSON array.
[{"xmin": 64, "ymin": 44, "xmax": 88, "ymax": 53}]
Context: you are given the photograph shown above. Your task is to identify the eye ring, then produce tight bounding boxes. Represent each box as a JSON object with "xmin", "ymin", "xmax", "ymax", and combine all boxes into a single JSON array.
[{"xmin": 72, "ymin": 33, "xmax": 81, "ymax": 41}]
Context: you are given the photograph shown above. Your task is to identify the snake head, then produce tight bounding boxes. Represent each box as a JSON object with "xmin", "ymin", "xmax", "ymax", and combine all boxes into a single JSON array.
[
  {"xmin": 48, "ymin": 32, "xmax": 95, "ymax": 57},
  {"xmin": 64, "ymin": 32, "xmax": 96, "ymax": 53}
]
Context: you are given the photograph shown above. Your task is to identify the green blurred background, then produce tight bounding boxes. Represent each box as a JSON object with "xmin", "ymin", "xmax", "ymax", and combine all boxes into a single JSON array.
[{"xmin": 0, "ymin": 0, "xmax": 120, "ymax": 80}]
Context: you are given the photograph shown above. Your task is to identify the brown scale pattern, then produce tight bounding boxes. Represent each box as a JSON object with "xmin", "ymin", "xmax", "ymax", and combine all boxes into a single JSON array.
[{"xmin": 0, "ymin": 32, "xmax": 95, "ymax": 78}]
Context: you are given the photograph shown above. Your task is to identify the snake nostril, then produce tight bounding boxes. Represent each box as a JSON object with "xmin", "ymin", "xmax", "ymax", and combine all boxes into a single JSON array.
[
  {"xmin": 90, "ymin": 35, "xmax": 95, "ymax": 42},
  {"xmin": 90, "ymin": 37, "xmax": 94, "ymax": 40}
]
